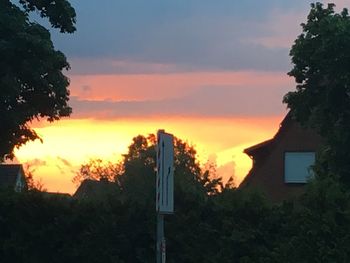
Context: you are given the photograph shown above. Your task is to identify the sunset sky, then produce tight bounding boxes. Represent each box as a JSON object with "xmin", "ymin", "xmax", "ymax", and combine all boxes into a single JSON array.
[{"xmin": 12, "ymin": 0, "xmax": 348, "ymax": 194}]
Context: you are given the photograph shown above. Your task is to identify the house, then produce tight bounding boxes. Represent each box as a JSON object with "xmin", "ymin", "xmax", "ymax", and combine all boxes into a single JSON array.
[
  {"xmin": 42, "ymin": 192, "xmax": 71, "ymax": 199},
  {"xmin": 73, "ymin": 178, "xmax": 119, "ymax": 200},
  {"xmin": 239, "ymin": 113, "xmax": 322, "ymax": 201},
  {"xmin": 0, "ymin": 164, "xmax": 27, "ymax": 192}
]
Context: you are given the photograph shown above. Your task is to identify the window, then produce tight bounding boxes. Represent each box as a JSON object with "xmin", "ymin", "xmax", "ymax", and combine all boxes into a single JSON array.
[{"xmin": 284, "ymin": 152, "xmax": 315, "ymax": 183}]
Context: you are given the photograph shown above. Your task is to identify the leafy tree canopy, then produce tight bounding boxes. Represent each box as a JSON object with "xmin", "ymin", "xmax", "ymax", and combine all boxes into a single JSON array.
[
  {"xmin": 74, "ymin": 134, "xmax": 231, "ymax": 204},
  {"xmin": 73, "ymin": 159, "xmax": 121, "ymax": 186},
  {"xmin": 284, "ymin": 2, "xmax": 350, "ymax": 183},
  {"xmin": 0, "ymin": 0, "xmax": 76, "ymax": 160}
]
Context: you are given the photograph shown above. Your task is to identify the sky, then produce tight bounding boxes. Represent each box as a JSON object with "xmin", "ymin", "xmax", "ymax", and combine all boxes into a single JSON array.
[{"xmin": 12, "ymin": 0, "xmax": 348, "ymax": 194}]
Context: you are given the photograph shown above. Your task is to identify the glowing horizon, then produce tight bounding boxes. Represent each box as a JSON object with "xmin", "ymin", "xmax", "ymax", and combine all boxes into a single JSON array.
[
  {"xmin": 10, "ymin": 68, "xmax": 292, "ymax": 194},
  {"xmin": 13, "ymin": 115, "xmax": 283, "ymax": 194}
]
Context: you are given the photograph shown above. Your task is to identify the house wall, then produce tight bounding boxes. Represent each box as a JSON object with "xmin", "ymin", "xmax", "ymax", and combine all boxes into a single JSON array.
[{"xmin": 242, "ymin": 120, "xmax": 322, "ymax": 202}]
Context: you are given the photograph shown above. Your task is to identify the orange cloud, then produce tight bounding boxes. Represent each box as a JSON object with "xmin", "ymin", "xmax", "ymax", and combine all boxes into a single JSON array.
[
  {"xmin": 69, "ymin": 71, "xmax": 292, "ymax": 101},
  {"xmin": 64, "ymin": 70, "xmax": 293, "ymax": 122}
]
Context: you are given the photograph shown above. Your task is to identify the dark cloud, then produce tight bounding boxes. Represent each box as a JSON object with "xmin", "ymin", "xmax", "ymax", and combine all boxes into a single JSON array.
[
  {"xmin": 56, "ymin": 157, "xmax": 76, "ymax": 175},
  {"xmin": 66, "ymin": 46, "xmax": 290, "ymax": 75},
  {"xmin": 23, "ymin": 158, "xmax": 47, "ymax": 173},
  {"xmin": 57, "ymin": 157, "xmax": 73, "ymax": 168},
  {"xmin": 52, "ymin": 0, "xmax": 309, "ymax": 74},
  {"xmin": 29, "ymin": 158, "xmax": 47, "ymax": 167},
  {"xmin": 66, "ymin": 59, "xmax": 187, "ymax": 75}
]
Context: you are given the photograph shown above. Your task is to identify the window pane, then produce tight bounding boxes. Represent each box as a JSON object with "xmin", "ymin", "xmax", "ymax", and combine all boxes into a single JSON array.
[{"xmin": 285, "ymin": 152, "xmax": 315, "ymax": 183}]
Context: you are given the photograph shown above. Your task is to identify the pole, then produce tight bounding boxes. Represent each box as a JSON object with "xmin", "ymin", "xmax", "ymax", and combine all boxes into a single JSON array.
[{"xmin": 156, "ymin": 214, "xmax": 165, "ymax": 263}]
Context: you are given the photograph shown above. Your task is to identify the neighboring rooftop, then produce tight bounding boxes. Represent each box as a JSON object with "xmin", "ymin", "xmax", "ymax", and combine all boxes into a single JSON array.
[
  {"xmin": 0, "ymin": 164, "xmax": 26, "ymax": 191},
  {"xmin": 42, "ymin": 192, "xmax": 71, "ymax": 199},
  {"xmin": 73, "ymin": 179, "xmax": 119, "ymax": 200}
]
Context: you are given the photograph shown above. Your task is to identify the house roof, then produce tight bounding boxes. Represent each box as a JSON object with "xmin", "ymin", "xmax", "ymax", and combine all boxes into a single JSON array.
[
  {"xmin": 243, "ymin": 113, "xmax": 293, "ymax": 157},
  {"xmin": 0, "ymin": 164, "xmax": 24, "ymax": 188},
  {"xmin": 244, "ymin": 139, "xmax": 274, "ymax": 156},
  {"xmin": 73, "ymin": 179, "xmax": 119, "ymax": 200}
]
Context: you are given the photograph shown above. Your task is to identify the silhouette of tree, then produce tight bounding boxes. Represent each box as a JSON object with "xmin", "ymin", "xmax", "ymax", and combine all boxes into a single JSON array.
[
  {"xmin": 23, "ymin": 163, "xmax": 46, "ymax": 191},
  {"xmin": 0, "ymin": 0, "xmax": 76, "ymax": 160},
  {"xmin": 74, "ymin": 134, "xmax": 225, "ymax": 203},
  {"xmin": 122, "ymin": 134, "xmax": 229, "ymax": 200},
  {"xmin": 276, "ymin": 176, "xmax": 350, "ymax": 262},
  {"xmin": 284, "ymin": 2, "xmax": 350, "ymax": 184},
  {"xmin": 72, "ymin": 159, "xmax": 121, "ymax": 186}
]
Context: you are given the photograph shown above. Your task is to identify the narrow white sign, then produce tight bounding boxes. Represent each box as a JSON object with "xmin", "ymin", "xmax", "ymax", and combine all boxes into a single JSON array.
[{"xmin": 156, "ymin": 130, "xmax": 174, "ymax": 214}]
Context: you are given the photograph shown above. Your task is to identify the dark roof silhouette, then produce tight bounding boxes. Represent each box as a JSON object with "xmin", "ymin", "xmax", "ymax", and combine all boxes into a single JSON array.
[
  {"xmin": 244, "ymin": 139, "xmax": 273, "ymax": 157},
  {"xmin": 42, "ymin": 192, "xmax": 71, "ymax": 198},
  {"xmin": 73, "ymin": 179, "xmax": 119, "ymax": 200},
  {"xmin": 243, "ymin": 113, "xmax": 293, "ymax": 158},
  {"xmin": 0, "ymin": 164, "xmax": 25, "ymax": 189}
]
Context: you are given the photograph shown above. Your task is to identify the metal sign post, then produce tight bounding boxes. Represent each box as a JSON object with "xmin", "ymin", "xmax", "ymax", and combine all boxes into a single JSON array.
[
  {"xmin": 156, "ymin": 130, "xmax": 174, "ymax": 263},
  {"xmin": 156, "ymin": 214, "xmax": 164, "ymax": 263}
]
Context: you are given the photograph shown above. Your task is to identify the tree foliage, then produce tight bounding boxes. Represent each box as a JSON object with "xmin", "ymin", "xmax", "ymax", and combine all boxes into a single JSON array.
[
  {"xmin": 283, "ymin": 2, "xmax": 350, "ymax": 183},
  {"xmin": 72, "ymin": 159, "xmax": 121, "ymax": 186},
  {"xmin": 73, "ymin": 134, "xmax": 227, "ymax": 204},
  {"xmin": 4, "ymin": 176, "xmax": 350, "ymax": 262},
  {"xmin": 23, "ymin": 163, "xmax": 46, "ymax": 191},
  {"xmin": 0, "ymin": 0, "xmax": 76, "ymax": 160},
  {"xmin": 3, "ymin": 130, "xmax": 350, "ymax": 261}
]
